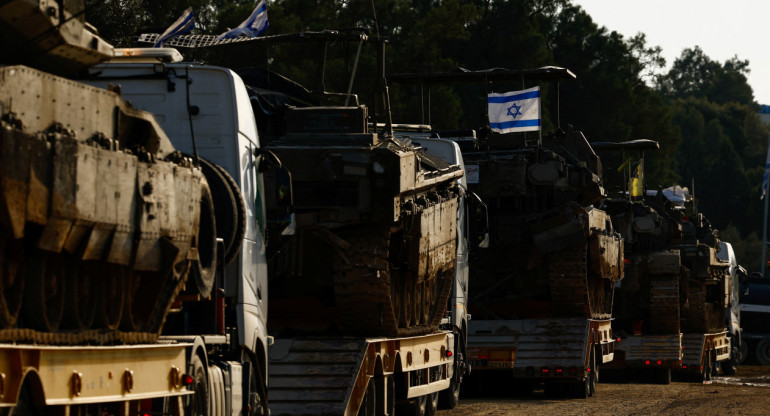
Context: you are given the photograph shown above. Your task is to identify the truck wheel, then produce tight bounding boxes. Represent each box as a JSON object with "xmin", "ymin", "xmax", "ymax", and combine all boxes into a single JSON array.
[
  {"xmin": 243, "ymin": 351, "xmax": 267, "ymax": 416},
  {"xmin": 397, "ymin": 394, "xmax": 426, "ymax": 416},
  {"xmin": 357, "ymin": 379, "xmax": 376, "ymax": 416},
  {"xmin": 721, "ymin": 340, "xmax": 739, "ymax": 376},
  {"xmin": 424, "ymin": 392, "xmax": 439, "ymax": 416},
  {"xmin": 737, "ymin": 339, "xmax": 749, "ymax": 365},
  {"xmin": 190, "ymin": 181, "xmax": 217, "ymax": 299},
  {"xmin": 438, "ymin": 377, "xmax": 461, "ymax": 409},
  {"xmin": 654, "ymin": 368, "xmax": 671, "ymax": 385},
  {"xmin": 756, "ymin": 340, "xmax": 770, "ymax": 365},
  {"xmin": 187, "ymin": 354, "xmax": 209, "ymax": 416}
]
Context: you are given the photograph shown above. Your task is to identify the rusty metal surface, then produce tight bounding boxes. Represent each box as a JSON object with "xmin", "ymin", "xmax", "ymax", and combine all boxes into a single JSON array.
[{"xmin": 0, "ymin": 66, "xmax": 210, "ymax": 339}]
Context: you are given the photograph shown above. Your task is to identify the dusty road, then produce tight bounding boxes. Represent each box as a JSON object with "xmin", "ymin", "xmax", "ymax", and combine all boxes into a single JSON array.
[{"xmin": 440, "ymin": 366, "xmax": 770, "ymax": 415}]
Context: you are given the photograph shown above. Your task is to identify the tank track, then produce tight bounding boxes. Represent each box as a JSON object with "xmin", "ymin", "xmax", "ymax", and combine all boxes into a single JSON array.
[
  {"xmin": 333, "ymin": 225, "xmax": 453, "ymax": 337},
  {"xmin": 648, "ymin": 274, "xmax": 680, "ymax": 334},
  {"xmin": 684, "ymin": 272, "xmax": 727, "ymax": 334},
  {"xmin": 549, "ymin": 244, "xmax": 614, "ymax": 319},
  {"xmin": 0, "ymin": 328, "xmax": 159, "ymax": 345}
]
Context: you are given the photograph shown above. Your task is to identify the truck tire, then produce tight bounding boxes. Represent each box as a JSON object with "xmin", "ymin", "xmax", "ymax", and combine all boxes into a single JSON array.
[
  {"xmin": 721, "ymin": 338, "xmax": 739, "ymax": 376},
  {"xmin": 357, "ymin": 379, "xmax": 376, "ymax": 416},
  {"xmin": 737, "ymin": 338, "xmax": 750, "ymax": 365},
  {"xmin": 755, "ymin": 340, "xmax": 770, "ymax": 365},
  {"xmin": 187, "ymin": 354, "xmax": 209, "ymax": 416},
  {"xmin": 438, "ymin": 377, "xmax": 461, "ymax": 409},
  {"xmin": 242, "ymin": 349, "xmax": 267, "ymax": 416},
  {"xmin": 397, "ymin": 395, "xmax": 427, "ymax": 416},
  {"xmin": 190, "ymin": 182, "xmax": 217, "ymax": 299},
  {"xmin": 654, "ymin": 368, "xmax": 671, "ymax": 385},
  {"xmin": 424, "ymin": 392, "xmax": 439, "ymax": 416},
  {"xmin": 197, "ymin": 158, "xmax": 245, "ymax": 267}
]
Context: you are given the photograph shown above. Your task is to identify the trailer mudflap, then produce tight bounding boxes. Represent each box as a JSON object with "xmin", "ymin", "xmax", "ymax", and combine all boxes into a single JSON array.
[
  {"xmin": 467, "ymin": 318, "xmax": 614, "ymax": 377},
  {"xmin": 0, "ymin": 343, "xmax": 190, "ymax": 407},
  {"xmin": 681, "ymin": 331, "xmax": 730, "ymax": 368},
  {"xmin": 268, "ymin": 333, "xmax": 454, "ymax": 416},
  {"xmin": 610, "ymin": 333, "xmax": 682, "ymax": 368}
]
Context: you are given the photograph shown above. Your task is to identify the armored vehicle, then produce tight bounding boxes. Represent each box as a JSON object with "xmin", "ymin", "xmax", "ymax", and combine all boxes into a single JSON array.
[
  {"xmin": 595, "ymin": 140, "xmax": 734, "ymax": 382},
  {"xmin": 0, "ymin": 0, "xmax": 216, "ymax": 343},
  {"xmin": 389, "ymin": 67, "xmax": 623, "ymax": 397}
]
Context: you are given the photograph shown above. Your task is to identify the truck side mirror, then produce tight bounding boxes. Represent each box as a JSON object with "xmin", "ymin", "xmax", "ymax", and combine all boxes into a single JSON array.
[
  {"xmin": 258, "ymin": 148, "xmax": 296, "ymax": 236},
  {"xmin": 466, "ymin": 191, "xmax": 489, "ymax": 249}
]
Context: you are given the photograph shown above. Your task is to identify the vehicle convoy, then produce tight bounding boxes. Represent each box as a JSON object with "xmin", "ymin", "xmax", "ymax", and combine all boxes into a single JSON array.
[
  {"xmin": 594, "ymin": 141, "xmax": 737, "ymax": 382},
  {"xmin": 134, "ymin": 30, "xmax": 475, "ymax": 414},
  {"xmin": 389, "ymin": 67, "xmax": 624, "ymax": 398},
  {"xmin": 0, "ymin": 1, "xmax": 272, "ymax": 414}
]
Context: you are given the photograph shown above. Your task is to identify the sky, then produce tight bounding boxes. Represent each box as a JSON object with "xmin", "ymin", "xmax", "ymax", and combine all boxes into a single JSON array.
[{"xmin": 573, "ymin": 0, "xmax": 770, "ymax": 104}]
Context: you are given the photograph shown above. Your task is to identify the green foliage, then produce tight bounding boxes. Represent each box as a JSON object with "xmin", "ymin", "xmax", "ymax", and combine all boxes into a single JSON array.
[
  {"xmin": 721, "ymin": 224, "xmax": 763, "ymax": 273},
  {"xmin": 80, "ymin": 0, "xmax": 767, "ymax": 266}
]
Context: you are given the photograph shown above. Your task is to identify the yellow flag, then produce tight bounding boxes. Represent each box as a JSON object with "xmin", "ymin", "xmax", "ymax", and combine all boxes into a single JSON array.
[{"xmin": 630, "ymin": 159, "xmax": 644, "ymax": 201}]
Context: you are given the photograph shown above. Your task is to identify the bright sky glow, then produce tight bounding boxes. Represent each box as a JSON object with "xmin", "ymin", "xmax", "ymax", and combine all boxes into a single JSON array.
[{"xmin": 573, "ymin": 0, "xmax": 770, "ymax": 104}]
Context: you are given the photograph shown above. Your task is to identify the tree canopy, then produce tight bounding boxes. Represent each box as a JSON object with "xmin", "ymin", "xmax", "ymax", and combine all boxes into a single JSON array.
[{"xmin": 83, "ymin": 0, "xmax": 769, "ymax": 270}]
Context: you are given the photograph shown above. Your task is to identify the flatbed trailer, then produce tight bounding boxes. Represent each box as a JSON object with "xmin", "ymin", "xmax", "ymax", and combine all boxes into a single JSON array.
[
  {"xmin": 268, "ymin": 332, "xmax": 455, "ymax": 415},
  {"xmin": 0, "ymin": 342, "xmax": 191, "ymax": 414},
  {"xmin": 466, "ymin": 318, "xmax": 614, "ymax": 397},
  {"xmin": 604, "ymin": 334, "xmax": 682, "ymax": 383}
]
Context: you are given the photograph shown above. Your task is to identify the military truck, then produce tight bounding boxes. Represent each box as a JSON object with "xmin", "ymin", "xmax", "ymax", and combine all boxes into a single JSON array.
[
  {"xmin": 389, "ymin": 67, "xmax": 623, "ymax": 398},
  {"xmin": 594, "ymin": 141, "xmax": 736, "ymax": 382},
  {"xmin": 0, "ymin": 1, "xmax": 276, "ymax": 414},
  {"xmin": 138, "ymin": 29, "xmax": 474, "ymax": 414}
]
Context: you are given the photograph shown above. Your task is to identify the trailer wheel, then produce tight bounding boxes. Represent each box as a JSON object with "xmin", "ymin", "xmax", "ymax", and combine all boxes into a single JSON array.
[
  {"xmin": 397, "ymin": 395, "xmax": 427, "ymax": 416},
  {"xmin": 737, "ymin": 338, "xmax": 750, "ymax": 365},
  {"xmin": 654, "ymin": 368, "xmax": 671, "ymax": 385},
  {"xmin": 357, "ymin": 379, "xmax": 376, "ymax": 416},
  {"xmin": 721, "ymin": 337, "xmax": 739, "ymax": 376},
  {"xmin": 187, "ymin": 354, "xmax": 209, "ymax": 416},
  {"xmin": 438, "ymin": 377, "xmax": 461, "ymax": 409},
  {"xmin": 755, "ymin": 340, "xmax": 770, "ymax": 366},
  {"xmin": 243, "ymin": 350, "xmax": 267, "ymax": 416},
  {"xmin": 424, "ymin": 392, "xmax": 439, "ymax": 416}
]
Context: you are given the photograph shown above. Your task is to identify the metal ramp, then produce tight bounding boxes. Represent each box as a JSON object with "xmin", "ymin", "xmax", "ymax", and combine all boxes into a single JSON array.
[
  {"xmin": 681, "ymin": 331, "xmax": 729, "ymax": 367},
  {"xmin": 268, "ymin": 338, "xmax": 369, "ymax": 416}
]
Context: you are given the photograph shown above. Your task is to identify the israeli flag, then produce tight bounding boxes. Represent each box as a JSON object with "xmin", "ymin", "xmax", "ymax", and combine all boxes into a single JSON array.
[
  {"xmin": 488, "ymin": 86, "xmax": 541, "ymax": 133},
  {"xmin": 216, "ymin": 0, "xmax": 269, "ymax": 40},
  {"xmin": 153, "ymin": 8, "xmax": 195, "ymax": 48}
]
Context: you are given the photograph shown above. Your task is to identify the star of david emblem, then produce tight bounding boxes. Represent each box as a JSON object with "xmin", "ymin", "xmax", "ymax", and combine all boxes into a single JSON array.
[{"xmin": 507, "ymin": 102, "xmax": 522, "ymax": 119}]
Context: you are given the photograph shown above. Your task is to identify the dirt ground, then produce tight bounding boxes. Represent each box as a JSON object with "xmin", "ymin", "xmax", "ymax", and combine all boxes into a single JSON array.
[{"xmin": 439, "ymin": 366, "xmax": 770, "ymax": 415}]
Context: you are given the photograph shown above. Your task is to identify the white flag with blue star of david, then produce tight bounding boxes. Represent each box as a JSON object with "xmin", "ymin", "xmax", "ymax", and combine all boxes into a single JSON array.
[
  {"xmin": 153, "ymin": 8, "xmax": 195, "ymax": 47},
  {"xmin": 487, "ymin": 86, "xmax": 541, "ymax": 133},
  {"xmin": 216, "ymin": 0, "xmax": 269, "ymax": 40}
]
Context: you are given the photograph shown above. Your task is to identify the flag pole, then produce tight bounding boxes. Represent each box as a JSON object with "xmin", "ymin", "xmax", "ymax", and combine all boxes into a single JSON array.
[{"xmin": 762, "ymin": 133, "xmax": 770, "ymax": 278}]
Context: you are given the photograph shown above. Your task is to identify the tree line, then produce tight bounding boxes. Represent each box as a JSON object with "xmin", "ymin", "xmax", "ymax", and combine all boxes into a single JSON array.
[{"xmin": 84, "ymin": 0, "xmax": 769, "ymax": 270}]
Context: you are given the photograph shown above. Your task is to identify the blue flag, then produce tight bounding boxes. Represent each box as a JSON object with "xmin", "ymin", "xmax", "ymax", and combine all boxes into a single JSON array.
[
  {"xmin": 216, "ymin": 0, "xmax": 269, "ymax": 40},
  {"xmin": 762, "ymin": 144, "xmax": 770, "ymax": 199},
  {"xmin": 488, "ymin": 86, "xmax": 541, "ymax": 133},
  {"xmin": 154, "ymin": 8, "xmax": 195, "ymax": 48}
]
